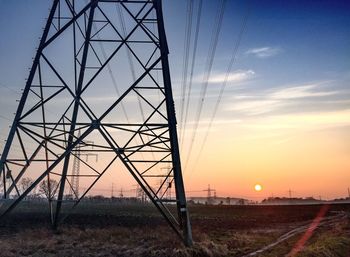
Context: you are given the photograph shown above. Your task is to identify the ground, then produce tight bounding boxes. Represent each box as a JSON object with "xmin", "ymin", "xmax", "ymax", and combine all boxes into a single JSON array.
[{"xmin": 0, "ymin": 202, "xmax": 349, "ymax": 256}]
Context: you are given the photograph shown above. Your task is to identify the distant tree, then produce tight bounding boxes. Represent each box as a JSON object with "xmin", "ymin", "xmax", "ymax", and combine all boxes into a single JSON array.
[
  {"xmin": 19, "ymin": 177, "xmax": 33, "ymax": 194},
  {"xmin": 39, "ymin": 179, "xmax": 59, "ymax": 199}
]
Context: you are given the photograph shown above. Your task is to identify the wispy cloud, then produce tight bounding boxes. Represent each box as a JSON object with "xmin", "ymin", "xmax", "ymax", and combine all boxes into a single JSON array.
[
  {"xmin": 270, "ymin": 83, "xmax": 338, "ymax": 99},
  {"xmin": 181, "ymin": 118, "xmax": 242, "ymax": 133},
  {"xmin": 229, "ymin": 99, "xmax": 281, "ymax": 115},
  {"xmin": 194, "ymin": 70, "xmax": 255, "ymax": 85},
  {"xmin": 208, "ymin": 70, "xmax": 255, "ymax": 84},
  {"xmin": 246, "ymin": 46, "xmax": 282, "ymax": 58},
  {"xmin": 243, "ymin": 109, "xmax": 350, "ymax": 130},
  {"xmin": 227, "ymin": 81, "xmax": 343, "ymax": 116}
]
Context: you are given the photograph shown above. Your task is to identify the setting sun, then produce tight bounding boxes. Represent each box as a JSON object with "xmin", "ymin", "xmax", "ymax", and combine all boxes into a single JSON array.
[{"xmin": 255, "ymin": 184, "xmax": 263, "ymax": 192}]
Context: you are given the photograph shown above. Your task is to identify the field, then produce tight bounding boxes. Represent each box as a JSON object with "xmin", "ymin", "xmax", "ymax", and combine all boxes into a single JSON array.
[{"xmin": 0, "ymin": 202, "xmax": 349, "ymax": 257}]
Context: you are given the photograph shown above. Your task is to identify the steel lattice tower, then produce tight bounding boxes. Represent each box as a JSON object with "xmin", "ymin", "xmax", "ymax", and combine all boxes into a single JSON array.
[
  {"xmin": 0, "ymin": 0, "xmax": 192, "ymax": 245},
  {"xmin": 69, "ymin": 130, "xmax": 81, "ymax": 199}
]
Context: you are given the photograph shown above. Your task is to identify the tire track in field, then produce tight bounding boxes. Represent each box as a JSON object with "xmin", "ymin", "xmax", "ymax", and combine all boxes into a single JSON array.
[{"xmin": 241, "ymin": 211, "xmax": 348, "ymax": 257}]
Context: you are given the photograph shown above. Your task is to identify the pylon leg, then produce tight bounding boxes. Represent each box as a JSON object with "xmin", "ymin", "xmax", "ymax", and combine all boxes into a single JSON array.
[{"xmin": 154, "ymin": 0, "xmax": 193, "ymax": 246}]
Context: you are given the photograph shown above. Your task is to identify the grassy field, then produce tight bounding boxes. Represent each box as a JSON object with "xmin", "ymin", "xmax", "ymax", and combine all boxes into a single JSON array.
[{"xmin": 0, "ymin": 202, "xmax": 349, "ymax": 256}]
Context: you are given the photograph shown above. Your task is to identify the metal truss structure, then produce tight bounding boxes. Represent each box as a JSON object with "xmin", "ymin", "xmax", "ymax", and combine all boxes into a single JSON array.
[
  {"xmin": 0, "ymin": 0, "xmax": 192, "ymax": 245},
  {"xmin": 69, "ymin": 133, "xmax": 97, "ymax": 199}
]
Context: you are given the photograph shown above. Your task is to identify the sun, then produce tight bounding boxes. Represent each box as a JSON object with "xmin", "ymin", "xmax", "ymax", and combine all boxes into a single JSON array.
[{"xmin": 254, "ymin": 184, "xmax": 262, "ymax": 192}]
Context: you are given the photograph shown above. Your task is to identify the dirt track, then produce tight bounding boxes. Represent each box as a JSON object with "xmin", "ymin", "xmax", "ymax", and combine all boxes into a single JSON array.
[{"xmin": 243, "ymin": 210, "xmax": 349, "ymax": 256}]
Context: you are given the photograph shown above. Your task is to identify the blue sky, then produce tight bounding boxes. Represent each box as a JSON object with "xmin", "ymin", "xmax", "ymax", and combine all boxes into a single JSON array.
[
  {"xmin": 163, "ymin": 0, "xmax": 350, "ymax": 119},
  {"xmin": 0, "ymin": 0, "xmax": 349, "ymax": 199},
  {"xmin": 1, "ymin": 0, "xmax": 349, "ymax": 124}
]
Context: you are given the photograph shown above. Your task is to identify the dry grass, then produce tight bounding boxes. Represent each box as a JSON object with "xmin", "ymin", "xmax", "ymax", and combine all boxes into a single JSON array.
[
  {"xmin": 0, "ymin": 203, "xmax": 349, "ymax": 256},
  {"xmin": 0, "ymin": 226, "xmax": 230, "ymax": 257},
  {"xmin": 296, "ymin": 217, "xmax": 350, "ymax": 257}
]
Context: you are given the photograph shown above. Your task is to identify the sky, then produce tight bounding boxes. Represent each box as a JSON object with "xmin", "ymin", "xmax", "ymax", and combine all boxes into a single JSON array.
[{"xmin": 0, "ymin": 0, "xmax": 349, "ymax": 201}]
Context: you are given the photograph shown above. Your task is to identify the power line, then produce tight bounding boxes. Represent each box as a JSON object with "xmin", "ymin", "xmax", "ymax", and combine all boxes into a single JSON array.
[
  {"xmin": 193, "ymin": 2, "xmax": 251, "ymax": 169},
  {"xmin": 0, "ymin": 114, "xmax": 12, "ymax": 122},
  {"xmin": 180, "ymin": 0, "xmax": 203, "ymax": 150},
  {"xmin": 178, "ymin": 0, "xmax": 194, "ymax": 144},
  {"xmin": 184, "ymin": 0, "xmax": 227, "ymax": 170},
  {"xmin": 0, "ymin": 83, "xmax": 21, "ymax": 95}
]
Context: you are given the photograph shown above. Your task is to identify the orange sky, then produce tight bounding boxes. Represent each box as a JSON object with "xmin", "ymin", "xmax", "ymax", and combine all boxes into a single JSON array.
[{"xmin": 183, "ymin": 110, "xmax": 350, "ymax": 200}]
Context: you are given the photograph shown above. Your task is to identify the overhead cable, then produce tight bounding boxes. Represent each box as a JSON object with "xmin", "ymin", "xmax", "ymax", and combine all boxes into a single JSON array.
[
  {"xmin": 180, "ymin": 0, "xmax": 203, "ymax": 150},
  {"xmin": 193, "ymin": 2, "xmax": 251, "ymax": 170},
  {"xmin": 184, "ymin": 0, "xmax": 227, "ymax": 170},
  {"xmin": 178, "ymin": 0, "xmax": 194, "ymax": 144}
]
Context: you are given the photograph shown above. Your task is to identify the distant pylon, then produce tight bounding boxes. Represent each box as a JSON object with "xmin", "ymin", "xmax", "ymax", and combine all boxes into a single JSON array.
[
  {"xmin": 203, "ymin": 184, "xmax": 216, "ymax": 204},
  {"xmin": 69, "ymin": 130, "xmax": 81, "ymax": 199},
  {"xmin": 161, "ymin": 166, "xmax": 172, "ymax": 199},
  {"xmin": 0, "ymin": 0, "xmax": 192, "ymax": 245},
  {"xmin": 69, "ymin": 131, "xmax": 97, "ymax": 199}
]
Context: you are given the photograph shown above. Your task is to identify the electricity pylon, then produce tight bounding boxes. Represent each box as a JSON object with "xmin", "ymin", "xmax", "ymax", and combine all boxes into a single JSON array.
[
  {"xmin": 69, "ymin": 131, "xmax": 97, "ymax": 199},
  {"xmin": 0, "ymin": 0, "xmax": 192, "ymax": 245},
  {"xmin": 69, "ymin": 138, "xmax": 81, "ymax": 199}
]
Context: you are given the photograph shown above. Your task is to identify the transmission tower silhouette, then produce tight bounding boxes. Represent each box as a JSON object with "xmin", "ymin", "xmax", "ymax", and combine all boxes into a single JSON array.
[
  {"xmin": 69, "ymin": 134, "xmax": 81, "ymax": 199},
  {"xmin": 68, "ymin": 131, "xmax": 97, "ymax": 199},
  {"xmin": 0, "ymin": 0, "xmax": 192, "ymax": 245}
]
